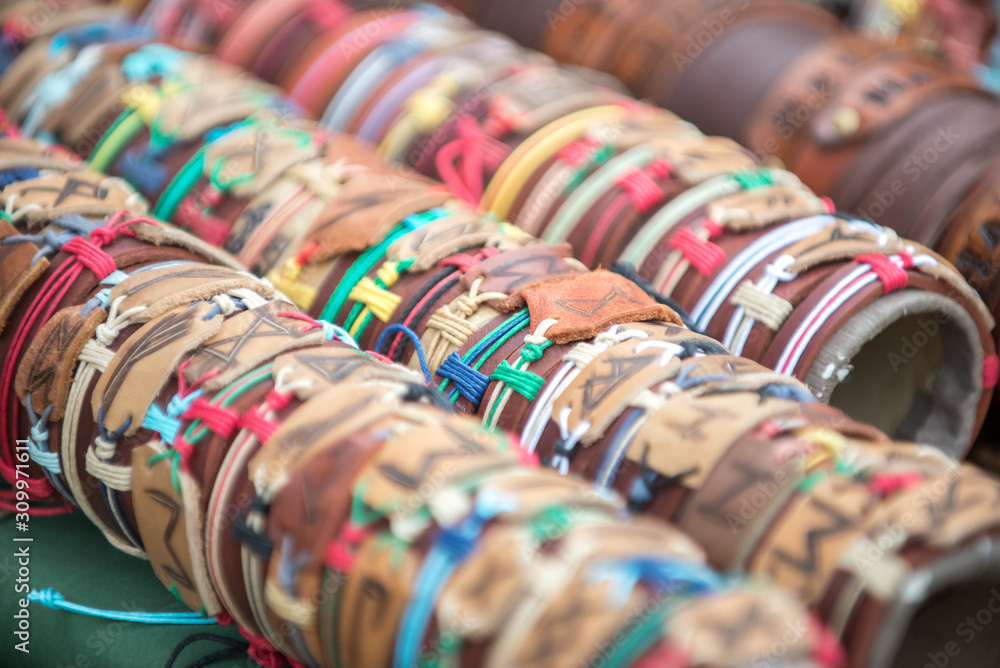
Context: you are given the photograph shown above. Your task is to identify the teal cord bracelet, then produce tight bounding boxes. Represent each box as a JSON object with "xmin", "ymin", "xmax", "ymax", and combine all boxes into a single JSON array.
[
  {"xmin": 320, "ymin": 208, "xmax": 449, "ymax": 323},
  {"xmin": 28, "ymin": 589, "xmax": 217, "ymax": 625}
]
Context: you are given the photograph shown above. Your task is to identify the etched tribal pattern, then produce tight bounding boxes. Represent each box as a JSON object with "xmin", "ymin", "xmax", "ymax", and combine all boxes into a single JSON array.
[
  {"xmin": 145, "ymin": 488, "xmax": 196, "ymax": 592},
  {"xmin": 17, "ymin": 175, "xmax": 108, "ymax": 206},
  {"xmin": 552, "ymin": 284, "xmax": 645, "ymax": 317},
  {"xmin": 100, "ymin": 309, "xmax": 198, "ymax": 407}
]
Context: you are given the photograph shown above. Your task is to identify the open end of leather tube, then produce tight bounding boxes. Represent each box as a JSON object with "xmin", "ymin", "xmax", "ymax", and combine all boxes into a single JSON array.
[
  {"xmin": 805, "ymin": 291, "xmax": 981, "ymax": 457},
  {"xmin": 874, "ymin": 535, "xmax": 1000, "ymax": 668}
]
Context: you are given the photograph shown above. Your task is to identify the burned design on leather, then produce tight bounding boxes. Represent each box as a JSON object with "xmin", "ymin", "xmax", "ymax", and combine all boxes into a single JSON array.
[
  {"xmin": 622, "ymin": 319, "xmax": 729, "ymax": 352},
  {"xmin": 628, "ymin": 393, "xmax": 801, "ymax": 489},
  {"xmin": 434, "ymin": 471, "xmax": 629, "ymax": 647},
  {"xmin": 386, "ymin": 211, "xmax": 488, "ymax": 261},
  {"xmin": 511, "ymin": 562, "xmax": 647, "ymax": 668},
  {"xmin": 694, "ymin": 451, "xmax": 794, "ymax": 531},
  {"xmin": 153, "ymin": 77, "xmax": 283, "ymax": 144},
  {"xmin": 358, "ymin": 417, "xmax": 519, "ymax": 515},
  {"xmin": 551, "ymin": 338, "xmax": 683, "ymax": 444},
  {"xmin": 521, "ymin": 269, "xmax": 681, "ymax": 344},
  {"xmin": 744, "ymin": 33, "xmax": 877, "ymax": 160},
  {"xmin": 905, "ymin": 245, "xmax": 996, "ymax": 325},
  {"xmin": 132, "ymin": 442, "xmax": 213, "ymax": 613},
  {"xmin": 459, "ymin": 243, "xmax": 587, "ymax": 312},
  {"xmin": 109, "ymin": 263, "xmax": 269, "ymax": 321},
  {"xmin": 0, "ymin": 136, "xmax": 75, "ymax": 170},
  {"xmin": 272, "ymin": 345, "xmax": 421, "ymax": 394},
  {"xmin": 224, "ymin": 198, "xmax": 274, "ymax": 256},
  {"xmin": 15, "ymin": 305, "xmax": 105, "ymax": 420},
  {"xmin": 304, "ymin": 172, "xmax": 452, "ymax": 261},
  {"xmin": 944, "ymin": 173, "xmax": 1000, "ymax": 298},
  {"xmin": 203, "ymin": 122, "xmax": 320, "ymax": 196},
  {"xmin": 182, "ymin": 301, "xmax": 325, "ymax": 391},
  {"xmin": 707, "ymin": 183, "xmax": 828, "ymax": 232},
  {"xmin": 94, "ymin": 302, "xmax": 222, "ymax": 437},
  {"xmin": 670, "ymin": 589, "xmax": 817, "ymax": 666},
  {"xmin": 2, "ymin": 171, "xmax": 144, "ymax": 225},
  {"xmin": 751, "ymin": 475, "xmax": 871, "ymax": 604},
  {"xmin": 0, "ymin": 218, "xmax": 49, "ymax": 334},
  {"xmin": 862, "ymin": 465, "xmax": 1000, "ymax": 550},
  {"xmin": 659, "ymin": 135, "xmax": 758, "ymax": 184},
  {"xmin": 782, "ymin": 220, "xmax": 906, "ymax": 273},
  {"xmin": 250, "ymin": 384, "xmax": 401, "ymax": 498},
  {"xmin": 438, "ymin": 524, "xmax": 533, "ymax": 639},
  {"xmin": 336, "ymin": 540, "xmax": 420, "ymax": 668},
  {"xmin": 263, "ymin": 426, "xmax": 403, "ymax": 630},
  {"xmin": 811, "ymin": 58, "xmax": 965, "ymax": 146},
  {"xmin": 504, "ymin": 519, "xmax": 702, "ymax": 667},
  {"xmin": 678, "ymin": 434, "xmax": 807, "ymax": 570},
  {"xmin": 388, "ymin": 211, "xmax": 523, "ymax": 271}
]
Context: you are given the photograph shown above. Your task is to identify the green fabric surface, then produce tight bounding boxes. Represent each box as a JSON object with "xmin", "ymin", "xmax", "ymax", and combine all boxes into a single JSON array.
[{"xmin": 0, "ymin": 511, "xmax": 252, "ymax": 668}]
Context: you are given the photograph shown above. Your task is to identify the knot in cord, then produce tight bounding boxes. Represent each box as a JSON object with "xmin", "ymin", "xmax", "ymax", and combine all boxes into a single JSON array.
[
  {"xmin": 491, "ymin": 360, "xmax": 545, "ymax": 401},
  {"xmin": 435, "ymin": 352, "xmax": 490, "ymax": 406}
]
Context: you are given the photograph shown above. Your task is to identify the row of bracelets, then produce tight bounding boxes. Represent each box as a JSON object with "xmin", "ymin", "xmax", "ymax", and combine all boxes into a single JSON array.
[
  {"xmin": 1, "ymin": 7, "xmax": 1000, "ymax": 668},
  {"xmin": 412, "ymin": 0, "xmax": 1000, "ymax": 336},
  {"xmin": 83, "ymin": 0, "xmax": 1000, "ymax": 454},
  {"xmin": 0, "ymin": 123, "xmax": 845, "ymax": 668}
]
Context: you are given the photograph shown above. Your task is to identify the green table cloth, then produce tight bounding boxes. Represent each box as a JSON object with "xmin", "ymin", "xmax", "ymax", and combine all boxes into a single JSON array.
[{"xmin": 0, "ymin": 512, "xmax": 249, "ymax": 668}]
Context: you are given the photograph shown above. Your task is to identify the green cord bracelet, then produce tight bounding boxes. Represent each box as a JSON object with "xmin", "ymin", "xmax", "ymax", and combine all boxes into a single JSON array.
[
  {"xmin": 319, "ymin": 210, "xmax": 448, "ymax": 323},
  {"xmin": 440, "ymin": 310, "xmax": 530, "ymax": 404},
  {"xmin": 484, "ymin": 339, "xmax": 553, "ymax": 427},
  {"xmin": 152, "ymin": 119, "xmax": 257, "ymax": 220},
  {"xmin": 89, "ymin": 108, "xmax": 144, "ymax": 172}
]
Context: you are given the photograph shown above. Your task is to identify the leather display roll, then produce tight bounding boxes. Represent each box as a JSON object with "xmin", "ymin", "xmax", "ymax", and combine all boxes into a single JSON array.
[
  {"xmin": 434, "ymin": 0, "xmax": 1000, "ymax": 358},
  {"xmin": 0, "ymin": 104, "xmax": 842, "ymax": 668},
  {"xmin": 3, "ymin": 13, "xmax": 1000, "ymax": 667},
  {"xmin": 125, "ymin": 0, "xmax": 998, "ymax": 454}
]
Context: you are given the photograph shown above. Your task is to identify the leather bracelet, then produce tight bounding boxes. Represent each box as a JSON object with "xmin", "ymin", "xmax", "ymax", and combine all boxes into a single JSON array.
[
  {"xmin": 9, "ymin": 15, "xmax": 1000, "ymax": 462},
  {"xmin": 440, "ymin": 0, "xmax": 1000, "ymax": 402},
  {"xmin": 317, "ymin": 6, "xmax": 466, "ymax": 132},
  {"xmin": 345, "ymin": 34, "xmax": 500, "ymax": 142},
  {"xmin": 247, "ymin": 0, "xmax": 350, "ymax": 85},
  {"xmin": 285, "ymin": 8, "xmax": 414, "ymax": 116},
  {"xmin": 215, "ymin": 0, "xmax": 319, "ymax": 69}
]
